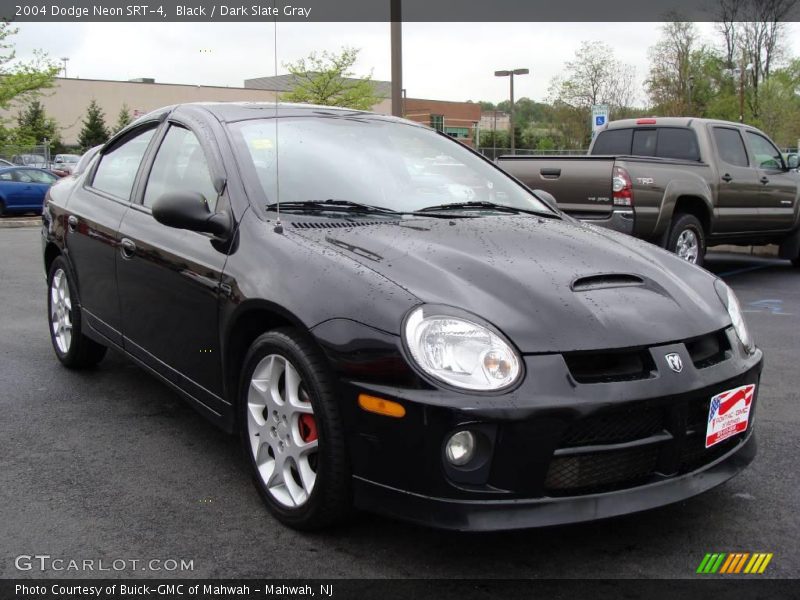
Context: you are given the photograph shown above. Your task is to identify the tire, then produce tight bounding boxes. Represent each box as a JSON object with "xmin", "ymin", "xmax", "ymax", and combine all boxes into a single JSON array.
[
  {"xmin": 792, "ymin": 256, "xmax": 800, "ymax": 268},
  {"xmin": 0, "ymin": 200, "xmax": 5, "ymax": 217},
  {"xmin": 667, "ymin": 213, "xmax": 706, "ymax": 267},
  {"xmin": 47, "ymin": 256, "xmax": 107, "ymax": 368},
  {"xmin": 239, "ymin": 328, "xmax": 351, "ymax": 530}
]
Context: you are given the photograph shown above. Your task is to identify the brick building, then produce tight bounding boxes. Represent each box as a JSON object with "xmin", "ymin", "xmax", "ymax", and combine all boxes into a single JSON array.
[{"xmin": 402, "ymin": 98, "xmax": 481, "ymax": 146}]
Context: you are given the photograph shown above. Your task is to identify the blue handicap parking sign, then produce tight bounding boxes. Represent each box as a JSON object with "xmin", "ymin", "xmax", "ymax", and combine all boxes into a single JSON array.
[{"xmin": 595, "ymin": 115, "xmax": 606, "ymax": 126}]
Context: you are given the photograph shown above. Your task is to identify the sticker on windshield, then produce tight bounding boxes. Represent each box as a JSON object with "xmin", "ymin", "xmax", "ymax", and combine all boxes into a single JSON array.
[
  {"xmin": 706, "ymin": 384, "xmax": 755, "ymax": 448},
  {"xmin": 250, "ymin": 139, "xmax": 274, "ymax": 150}
]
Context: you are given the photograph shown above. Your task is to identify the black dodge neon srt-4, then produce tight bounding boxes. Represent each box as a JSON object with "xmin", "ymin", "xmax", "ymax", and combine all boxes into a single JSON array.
[{"xmin": 42, "ymin": 103, "xmax": 762, "ymax": 531}]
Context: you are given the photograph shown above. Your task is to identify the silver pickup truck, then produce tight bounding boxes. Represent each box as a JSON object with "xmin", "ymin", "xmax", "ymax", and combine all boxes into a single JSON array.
[{"xmin": 497, "ymin": 117, "xmax": 800, "ymax": 266}]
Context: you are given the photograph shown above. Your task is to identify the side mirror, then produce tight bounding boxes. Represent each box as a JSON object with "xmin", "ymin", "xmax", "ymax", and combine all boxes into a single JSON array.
[
  {"xmin": 787, "ymin": 154, "xmax": 799, "ymax": 170},
  {"xmin": 152, "ymin": 191, "xmax": 231, "ymax": 238}
]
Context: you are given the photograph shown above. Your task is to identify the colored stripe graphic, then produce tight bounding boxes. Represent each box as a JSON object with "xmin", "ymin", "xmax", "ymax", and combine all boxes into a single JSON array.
[
  {"xmin": 698, "ymin": 552, "xmax": 772, "ymax": 574},
  {"xmin": 719, "ymin": 554, "xmax": 736, "ymax": 573}
]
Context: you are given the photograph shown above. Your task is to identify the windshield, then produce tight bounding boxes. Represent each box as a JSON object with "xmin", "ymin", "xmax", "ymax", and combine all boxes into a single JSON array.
[{"xmin": 229, "ymin": 116, "xmax": 555, "ymax": 215}]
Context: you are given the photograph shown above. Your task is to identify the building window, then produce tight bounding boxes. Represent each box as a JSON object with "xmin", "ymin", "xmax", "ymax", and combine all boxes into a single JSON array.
[
  {"xmin": 430, "ymin": 114, "xmax": 444, "ymax": 132},
  {"xmin": 444, "ymin": 127, "xmax": 469, "ymax": 139}
]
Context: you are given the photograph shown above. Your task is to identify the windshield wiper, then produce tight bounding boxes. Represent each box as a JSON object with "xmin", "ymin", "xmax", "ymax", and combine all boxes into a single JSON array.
[
  {"xmin": 413, "ymin": 201, "xmax": 558, "ymax": 218},
  {"xmin": 265, "ymin": 199, "xmax": 401, "ymax": 215}
]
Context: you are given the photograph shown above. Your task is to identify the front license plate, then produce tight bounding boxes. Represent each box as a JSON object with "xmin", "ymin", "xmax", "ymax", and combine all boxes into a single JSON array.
[{"xmin": 706, "ymin": 384, "xmax": 755, "ymax": 448}]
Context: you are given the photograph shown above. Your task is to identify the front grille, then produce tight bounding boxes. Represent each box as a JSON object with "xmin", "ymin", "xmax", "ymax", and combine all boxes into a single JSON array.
[
  {"xmin": 544, "ymin": 386, "xmax": 754, "ymax": 496},
  {"xmin": 687, "ymin": 331, "xmax": 731, "ymax": 369},
  {"xmin": 545, "ymin": 446, "xmax": 660, "ymax": 493},
  {"xmin": 564, "ymin": 349, "xmax": 656, "ymax": 384},
  {"xmin": 559, "ymin": 406, "xmax": 665, "ymax": 447}
]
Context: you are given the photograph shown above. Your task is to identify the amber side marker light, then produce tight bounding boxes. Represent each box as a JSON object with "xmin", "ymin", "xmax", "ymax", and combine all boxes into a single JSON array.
[{"xmin": 358, "ymin": 394, "xmax": 406, "ymax": 418}]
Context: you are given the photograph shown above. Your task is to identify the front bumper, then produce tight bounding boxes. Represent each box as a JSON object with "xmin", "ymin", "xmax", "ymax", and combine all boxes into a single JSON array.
[
  {"xmin": 353, "ymin": 433, "xmax": 756, "ymax": 531},
  {"xmin": 332, "ymin": 326, "xmax": 763, "ymax": 531}
]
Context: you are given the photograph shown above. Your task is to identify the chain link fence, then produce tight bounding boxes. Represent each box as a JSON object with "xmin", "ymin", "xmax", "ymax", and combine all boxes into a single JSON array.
[{"xmin": 0, "ymin": 144, "xmax": 53, "ymax": 168}]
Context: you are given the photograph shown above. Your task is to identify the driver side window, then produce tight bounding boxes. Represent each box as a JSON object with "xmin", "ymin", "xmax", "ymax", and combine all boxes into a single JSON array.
[
  {"xmin": 143, "ymin": 125, "xmax": 218, "ymax": 211},
  {"xmin": 746, "ymin": 131, "xmax": 784, "ymax": 170}
]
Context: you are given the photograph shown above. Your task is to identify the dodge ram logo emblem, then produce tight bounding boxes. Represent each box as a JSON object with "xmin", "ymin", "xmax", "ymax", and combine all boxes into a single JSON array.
[{"xmin": 666, "ymin": 353, "xmax": 683, "ymax": 373}]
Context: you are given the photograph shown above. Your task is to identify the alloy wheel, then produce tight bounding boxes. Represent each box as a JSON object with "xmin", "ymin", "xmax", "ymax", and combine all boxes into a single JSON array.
[
  {"xmin": 246, "ymin": 354, "xmax": 319, "ymax": 507},
  {"xmin": 675, "ymin": 229, "xmax": 699, "ymax": 264},
  {"xmin": 50, "ymin": 268, "xmax": 73, "ymax": 354}
]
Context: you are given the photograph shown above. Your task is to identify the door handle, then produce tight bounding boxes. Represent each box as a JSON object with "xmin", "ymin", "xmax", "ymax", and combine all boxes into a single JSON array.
[
  {"xmin": 67, "ymin": 215, "xmax": 78, "ymax": 231},
  {"xmin": 120, "ymin": 238, "xmax": 136, "ymax": 259},
  {"xmin": 540, "ymin": 167, "xmax": 562, "ymax": 178},
  {"xmin": 760, "ymin": 176, "xmax": 770, "ymax": 185},
  {"xmin": 721, "ymin": 173, "xmax": 733, "ymax": 182}
]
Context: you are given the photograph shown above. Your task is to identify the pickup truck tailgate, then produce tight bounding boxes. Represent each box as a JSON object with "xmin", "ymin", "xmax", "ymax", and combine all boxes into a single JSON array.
[{"xmin": 497, "ymin": 156, "xmax": 616, "ymax": 220}]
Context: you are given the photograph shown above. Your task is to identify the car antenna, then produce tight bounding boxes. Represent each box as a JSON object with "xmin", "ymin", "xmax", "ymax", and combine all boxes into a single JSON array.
[{"xmin": 272, "ymin": 5, "xmax": 283, "ymax": 234}]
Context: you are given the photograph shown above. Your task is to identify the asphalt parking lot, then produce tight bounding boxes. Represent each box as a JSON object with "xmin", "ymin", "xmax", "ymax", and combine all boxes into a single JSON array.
[{"xmin": 1, "ymin": 225, "xmax": 798, "ymax": 579}]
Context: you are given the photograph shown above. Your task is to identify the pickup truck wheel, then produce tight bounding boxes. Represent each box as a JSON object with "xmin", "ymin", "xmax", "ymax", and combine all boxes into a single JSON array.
[
  {"xmin": 240, "ymin": 328, "xmax": 351, "ymax": 530},
  {"xmin": 667, "ymin": 213, "xmax": 705, "ymax": 267},
  {"xmin": 792, "ymin": 256, "xmax": 800, "ymax": 268}
]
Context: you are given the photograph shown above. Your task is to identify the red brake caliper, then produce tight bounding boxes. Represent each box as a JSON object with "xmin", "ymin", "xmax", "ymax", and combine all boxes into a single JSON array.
[{"xmin": 299, "ymin": 414, "xmax": 318, "ymax": 442}]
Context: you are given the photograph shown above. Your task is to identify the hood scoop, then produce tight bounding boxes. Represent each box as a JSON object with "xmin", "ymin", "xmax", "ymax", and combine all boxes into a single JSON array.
[
  {"xmin": 571, "ymin": 273, "xmax": 644, "ymax": 292},
  {"xmin": 291, "ymin": 221, "xmax": 397, "ymax": 229}
]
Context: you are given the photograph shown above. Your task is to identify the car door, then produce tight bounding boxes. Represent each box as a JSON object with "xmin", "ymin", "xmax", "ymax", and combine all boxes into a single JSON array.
[
  {"xmin": 66, "ymin": 124, "xmax": 159, "ymax": 345},
  {"xmin": 708, "ymin": 126, "xmax": 763, "ymax": 234},
  {"xmin": 744, "ymin": 130, "xmax": 798, "ymax": 232},
  {"xmin": 18, "ymin": 169, "xmax": 57, "ymax": 208},
  {"xmin": 115, "ymin": 121, "xmax": 229, "ymax": 412},
  {"xmin": 0, "ymin": 170, "xmax": 25, "ymax": 210}
]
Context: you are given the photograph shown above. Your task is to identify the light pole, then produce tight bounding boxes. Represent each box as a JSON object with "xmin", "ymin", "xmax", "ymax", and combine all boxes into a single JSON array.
[
  {"xmin": 390, "ymin": 0, "xmax": 402, "ymax": 117},
  {"xmin": 495, "ymin": 68, "xmax": 529, "ymax": 154},
  {"xmin": 60, "ymin": 57, "xmax": 69, "ymax": 78}
]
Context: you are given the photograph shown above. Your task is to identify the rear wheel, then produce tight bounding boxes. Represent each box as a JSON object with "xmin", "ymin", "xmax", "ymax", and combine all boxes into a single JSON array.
[
  {"xmin": 667, "ymin": 213, "xmax": 706, "ymax": 267},
  {"xmin": 240, "ymin": 328, "xmax": 351, "ymax": 530},
  {"xmin": 47, "ymin": 256, "xmax": 107, "ymax": 368},
  {"xmin": 0, "ymin": 200, "xmax": 6, "ymax": 216},
  {"xmin": 792, "ymin": 256, "xmax": 800, "ymax": 268}
]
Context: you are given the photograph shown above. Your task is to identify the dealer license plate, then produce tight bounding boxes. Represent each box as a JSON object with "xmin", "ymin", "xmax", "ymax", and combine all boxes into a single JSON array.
[{"xmin": 705, "ymin": 384, "xmax": 755, "ymax": 448}]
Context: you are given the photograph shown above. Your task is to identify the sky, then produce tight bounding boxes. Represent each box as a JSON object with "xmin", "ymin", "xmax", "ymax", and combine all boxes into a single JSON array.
[{"xmin": 10, "ymin": 21, "xmax": 800, "ymax": 107}]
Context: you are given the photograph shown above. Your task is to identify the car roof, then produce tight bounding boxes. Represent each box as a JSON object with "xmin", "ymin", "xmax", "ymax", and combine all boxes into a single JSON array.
[
  {"xmin": 603, "ymin": 117, "xmax": 764, "ymax": 132},
  {"xmin": 133, "ymin": 101, "xmax": 420, "ymax": 127}
]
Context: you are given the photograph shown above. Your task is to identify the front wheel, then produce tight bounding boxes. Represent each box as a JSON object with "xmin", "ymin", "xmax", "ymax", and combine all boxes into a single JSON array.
[
  {"xmin": 240, "ymin": 328, "xmax": 351, "ymax": 530},
  {"xmin": 667, "ymin": 213, "xmax": 706, "ymax": 267},
  {"xmin": 47, "ymin": 256, "xmax": 107, "ymax": 368}
]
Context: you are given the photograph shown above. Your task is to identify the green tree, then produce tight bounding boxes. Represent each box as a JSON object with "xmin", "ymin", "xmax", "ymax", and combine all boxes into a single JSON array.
[
  {"xmin": 16, "ymin": 99, "xmax": 61, "ymax": 148},
  {"xmin": 548, "ymin": 41, "xmax": 637, "ymax": 147},
  {"xmin": 0, "ymin": 23, "xmax": 59, "ymax": 110},
  {"xmin": 77, "ymin": 100, "xmax": 110, "ymax": 149},
  {"xmin": 0, "ymin": 22, "xmax": 60, "ymax": 143},
  {"xmin": 114, "ymin": 103, "xmax": 132, "ymax": 133},
  {"xmin": 281, "ymin": 47, "xmax": 381, "ymax": 110}
]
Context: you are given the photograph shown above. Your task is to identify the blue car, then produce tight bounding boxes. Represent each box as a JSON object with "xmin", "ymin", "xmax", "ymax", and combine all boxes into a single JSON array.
[{"xmin": 0, "ymin": 167, "xmax": 59, "ymax": 216}]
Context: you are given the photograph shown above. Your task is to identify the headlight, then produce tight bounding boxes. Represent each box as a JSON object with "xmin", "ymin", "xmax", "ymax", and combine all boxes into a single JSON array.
[
  {"xmin": 403, "ymin": 306, "xmax": 522, "ymax": 391},
  {"xmin": 714, "ymin": 280, "xmax": 754, "ymax": 354}
]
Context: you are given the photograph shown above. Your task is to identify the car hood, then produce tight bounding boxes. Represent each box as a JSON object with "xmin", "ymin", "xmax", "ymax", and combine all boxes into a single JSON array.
[{"xmin": 289, "ymin": 215, "xmax": 730, "ymax": 353}]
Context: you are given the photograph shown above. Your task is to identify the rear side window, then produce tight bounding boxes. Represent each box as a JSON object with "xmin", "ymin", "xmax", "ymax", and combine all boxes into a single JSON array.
[
  {"xmin": 91, "ymin": 127, "xmax": 156, "ymax": 200},
  {"xmin": 592, "ymin": 129, "xmax": 632, "ymax": 154},
  {"xmin": 656, "ymin": 128, "xmax": 700, "ymax": 161},
  {"xmin": 713, "ymin": 128, "xmax": 749, "ymax": 167}
]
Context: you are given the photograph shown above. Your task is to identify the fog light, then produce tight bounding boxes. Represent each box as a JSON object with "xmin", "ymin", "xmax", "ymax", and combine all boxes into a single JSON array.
[{"xmin": 445, "ymin": 430, "xmax": 475, "ymax": 466}]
